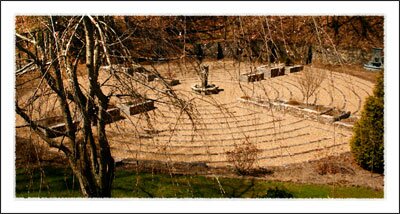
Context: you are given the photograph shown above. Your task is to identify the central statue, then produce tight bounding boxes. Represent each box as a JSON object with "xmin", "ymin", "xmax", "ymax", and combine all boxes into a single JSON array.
[
  {"xmin": 200, "ymin": 64, "xmax": 209, "ymax": 88},
  {"xmin": 191, "ymin": 64, "xmax": 222, "ymax": 95}
]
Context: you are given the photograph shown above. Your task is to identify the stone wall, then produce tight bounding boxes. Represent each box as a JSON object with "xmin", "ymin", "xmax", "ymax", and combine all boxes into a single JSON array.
[
  {"xmin": 238, "ymin": 98, "xmax": 354, "ymax": 130},
  {"xmin": 312, "ymin": 47, "xmax": 372, "ymax": 65}
]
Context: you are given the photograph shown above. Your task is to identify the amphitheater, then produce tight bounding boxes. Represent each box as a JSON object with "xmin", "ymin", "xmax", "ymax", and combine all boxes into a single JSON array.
[{"xmin": 103, "ymin": 60, "xmax": 374, "ymax": 168}]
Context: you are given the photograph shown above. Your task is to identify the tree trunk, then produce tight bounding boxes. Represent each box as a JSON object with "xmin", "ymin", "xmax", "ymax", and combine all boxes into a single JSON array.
[{"xmin": 66, "ymin": 16, "xmax": 115, "ymax": 198}]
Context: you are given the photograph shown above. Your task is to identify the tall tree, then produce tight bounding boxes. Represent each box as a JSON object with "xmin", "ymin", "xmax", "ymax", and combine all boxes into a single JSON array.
[
  {"xmin": 15, "ymin": 16, "xmax": 193, "ymax": 197},
  {"xmin": 15, "ymin": 16, "xmax": 116, "ymax": 197}
]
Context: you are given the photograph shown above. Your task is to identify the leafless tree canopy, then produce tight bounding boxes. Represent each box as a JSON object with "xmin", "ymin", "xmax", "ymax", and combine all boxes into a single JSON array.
[
  {"xmin": 15, "ymin": 16, "xmax": 196, "ymax": 197},
  {"xmin": 296, "ymin": 67, "xmax": 326, "ymax": 105}
]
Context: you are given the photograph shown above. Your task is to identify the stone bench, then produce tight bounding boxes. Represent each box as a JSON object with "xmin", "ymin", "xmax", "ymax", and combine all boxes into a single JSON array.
[
  {"xmin": 75, "ymin": 104, "xmax": 123, "ymax": 125},
  {"xmin": 100, "ymin": 64, "xmax": 156, "ymax": 82},
  {"xmin": 35, "ymin": 116, "xmax": 79, "ymax": 138},
  {"xmin": 287, "ymin": 65, "xmax": 304, "ymax": 73},
  {"xmin": 157, "ymin": 78, "xmax": 180, "ymax": 86},
  {"xmin": 255, "ymin": 65, "xmax": 269, "ymax": 77},
  {"xmin": 239, "ymin": 72, "xmax": 264, "ymax": 82},
  {"xmin": 99, "ymin": 64, "xmax": 128, "ymax": 72},
  {"xmin": 270, "ymin": 66, "xmax": 285, "ymax": 77},
  {"xmin": 130, "ymin": 71, "xmax": 156, "ymax": 82},
  {"xmin": 103, "ymin": 105, "xmax": 122, "ymax": 124},
  {"xmin": 256, "ymin": 65, "xmax": 285, "ymax": 78},
  {"xmin": 117, "ymin": 99, "xmax": 155, "ymax": 115},
  {"xmin": 125, "ymin": 65, "xmax": 157, "ymax": 82}
]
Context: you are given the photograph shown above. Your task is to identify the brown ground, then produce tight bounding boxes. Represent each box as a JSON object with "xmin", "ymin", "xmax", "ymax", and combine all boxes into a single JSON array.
[
  {"xmin": 266, "ymin": 152, "xmax": 383, "ymax": 190},
  {"xmin": 15, "ymin": 59, "xmax": 382, "ymax": 191},
  {"xmin": 104, "ymin": 151, "xmax": 384, "ymax": 191},
  {"xmin": 101, "ymin": 59, "xmax": 373, "ymax": 168}
]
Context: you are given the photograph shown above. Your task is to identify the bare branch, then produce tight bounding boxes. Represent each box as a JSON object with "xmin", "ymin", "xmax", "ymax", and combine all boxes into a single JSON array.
[
  {"xmin": 16, "ymin": 103, "xmax": 72, "ymax": 156},
  {"xmin": 16, "ymin": 32, "xmax": 37, "ymax": 45}
]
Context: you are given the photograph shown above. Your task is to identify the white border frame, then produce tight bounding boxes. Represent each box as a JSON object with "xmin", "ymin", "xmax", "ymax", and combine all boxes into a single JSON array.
[{"xmin": 2, "ymin": 1, "xmax": 399, "ymax": 213}]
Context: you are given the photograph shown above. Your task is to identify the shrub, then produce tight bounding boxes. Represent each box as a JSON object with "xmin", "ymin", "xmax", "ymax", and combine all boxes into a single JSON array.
[
  {"xmin": 226, "ymin": 140, "xmax": 261, "ymax": 175},
  {"xmin": 315, "ymin": 159, "xmax": 355, "ymax": 175},
  {"xmin": 350, "ymin": 72, "xmax": 384, "ymax": 173},
  {"xmin": 264, "ymin": 187, "xmax": 294, "ymax": 198}
]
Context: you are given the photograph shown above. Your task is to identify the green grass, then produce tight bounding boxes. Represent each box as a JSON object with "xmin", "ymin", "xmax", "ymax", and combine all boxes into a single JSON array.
[{"xmin": 16, "ymin": 166, "xmax": 383, "ymax": 198}]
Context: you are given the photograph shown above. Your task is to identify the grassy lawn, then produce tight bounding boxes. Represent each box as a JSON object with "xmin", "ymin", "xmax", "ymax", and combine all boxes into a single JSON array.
[{"xmin": 16, "ymin": 166, "xmax": 383, "ymax": 198}]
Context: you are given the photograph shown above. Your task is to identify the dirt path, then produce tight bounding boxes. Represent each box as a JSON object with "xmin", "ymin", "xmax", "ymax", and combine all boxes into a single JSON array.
[{"xmin": 107, "ymin": 60, "xmax": 373, "ymax": 168}]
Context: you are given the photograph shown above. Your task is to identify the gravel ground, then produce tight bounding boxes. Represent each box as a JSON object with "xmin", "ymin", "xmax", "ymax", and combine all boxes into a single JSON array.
[
  {"xmin": 16, "ymin": 59, "xmax": 381, "ymax": 189},
  {"xmin": 104, "ymin": 59, "xmax": 373, "ymax": 168}
]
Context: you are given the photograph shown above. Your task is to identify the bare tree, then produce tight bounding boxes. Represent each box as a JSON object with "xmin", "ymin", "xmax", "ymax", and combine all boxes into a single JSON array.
[
  {"xmin": 15, "ymin": 16, "xmax": 116, "ymax": 197},
  {"xmin": 296, "ymin": 67, "xmax": 326, "ymax": 105},
  {"xmin": 15, "ymin": 15, "xmax": 195, "ymax": 197}
]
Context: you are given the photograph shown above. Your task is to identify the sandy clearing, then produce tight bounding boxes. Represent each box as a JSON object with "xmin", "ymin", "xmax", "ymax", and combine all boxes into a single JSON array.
[{"xmin": 16, "ymin": 59, "xmax": 374, "ymax": 168}]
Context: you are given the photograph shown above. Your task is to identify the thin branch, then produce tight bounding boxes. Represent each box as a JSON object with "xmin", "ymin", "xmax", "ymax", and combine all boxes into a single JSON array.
[
  {"xmin": 16, "ymin": 103, "xmax": 72, "ymax": 156},
  {"xmin": 16, "ymin": 32, "xmax": 37, "ymax": 45}
]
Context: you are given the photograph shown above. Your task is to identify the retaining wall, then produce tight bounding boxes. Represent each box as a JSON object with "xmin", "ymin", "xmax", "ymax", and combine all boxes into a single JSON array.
[{"xmin": 238, "ymin": 98, "xmax": 354, "ymax": 130}]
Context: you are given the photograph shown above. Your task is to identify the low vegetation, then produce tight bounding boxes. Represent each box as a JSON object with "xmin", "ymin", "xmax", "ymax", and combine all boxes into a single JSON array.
[
  {"xmin": 226, "ymin": 140, "xmax": 261, "ymax": 175},
  {"xmin": 16, "ymin": 166, "xmax": 383, "ymax": 198}
]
